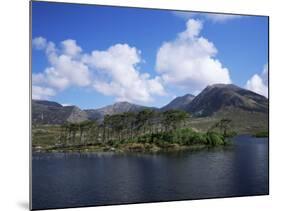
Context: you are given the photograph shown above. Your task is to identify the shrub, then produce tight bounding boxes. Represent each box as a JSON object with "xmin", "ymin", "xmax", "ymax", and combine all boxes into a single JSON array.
[
  {"xmin": 206, "ymin": 132, "xmax": 225, "ymax": 146},
  {"xmin": 191, "ymin": 133, "xmax": 208, "ymax": 145},
  {"xmin": 255, "ymin": 131, "xmax": 268, "ymax": 137}
]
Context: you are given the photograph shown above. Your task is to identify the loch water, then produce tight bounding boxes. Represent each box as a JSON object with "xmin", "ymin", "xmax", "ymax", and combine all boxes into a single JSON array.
[{"xmin": 32, "ymin": 135, "xmax": 269, "ymax": 209}]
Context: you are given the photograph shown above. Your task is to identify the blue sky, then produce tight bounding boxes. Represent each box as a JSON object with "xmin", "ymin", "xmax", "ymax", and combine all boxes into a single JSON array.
[{"xmin": 32, "ymin": 1, "xmax": 268, "ymax": 109}]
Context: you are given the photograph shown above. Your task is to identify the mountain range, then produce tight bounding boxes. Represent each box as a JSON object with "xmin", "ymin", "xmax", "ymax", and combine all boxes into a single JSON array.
[
  {"xmin": 32, "ymin": 84, "xmax": 268, "ymax": 127},
  {"xmin": 85, "ymin": 102, "xmax": 156, "ymax": 122},
  {"xmin": 32, "ymin": 100, "xmax": 88, "ymax": 124}
]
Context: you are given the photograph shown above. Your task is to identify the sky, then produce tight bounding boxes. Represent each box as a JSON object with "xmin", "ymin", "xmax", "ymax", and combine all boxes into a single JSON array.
[{"xmin": 31, "ymin": 1, "xmax": 269, "ymax": 109}]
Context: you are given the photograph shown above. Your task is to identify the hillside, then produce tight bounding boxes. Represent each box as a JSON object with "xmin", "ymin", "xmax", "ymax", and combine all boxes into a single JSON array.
[
  {"xmin": 185, "ymin": 84, "xmax": 268, "ymax": 116},
  {"xmin": 85, "ymin": 101, "xmax": 155, "ymax": 121},
  {"xmin": 161, "ymin": 94, "xmax": 195, "ymax": 111},
  {"xmin": 32, "ymin": 100, "xmax": 88, "ymax": 124}
]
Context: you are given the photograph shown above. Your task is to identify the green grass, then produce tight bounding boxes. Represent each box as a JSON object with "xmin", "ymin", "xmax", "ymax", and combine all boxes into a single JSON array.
[
  {"xmin": 32, "ymin": 125, "xmax": 62, "ymax": 147},
  {"xmin": 186, "ymin": 107, "xmax": 268, "ymax": 134}
]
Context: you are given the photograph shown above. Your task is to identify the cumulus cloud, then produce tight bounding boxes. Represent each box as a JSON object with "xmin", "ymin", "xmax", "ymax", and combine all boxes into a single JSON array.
[
  {"xmin": 83, "ymin": 44, "xmax": 165, "ymax": 103},
  {"xmin": 32, "ymin": 39, "xmax": 91, "ymax": 99},
  {"xmin": 46, "ymin": 55, "xmax": 91, "ymax": 89},
  {"xmin": 245, "ymin": 64, "xmax": 268, "ymax": 97},
  {"xmin": 156, "ymin": 19, "xmax": 231, "ymax": 94},
  {"xmin": 32, "ymin": 37, "xmax": 47, "ymax": 50},
  {"xmin": 32, "ymin": 85, "xmax": 56, "ymax": 100},
  {"xmin": 61, "ymin": 39, "xmax": 82, "ymax": 57},
  {"xmin": 32, "ymin": 37, "xmax": 165, "ymax": 103},
  {"xmin": 173, "ymin": 11, "xmax": 242, "ymax": 23}
]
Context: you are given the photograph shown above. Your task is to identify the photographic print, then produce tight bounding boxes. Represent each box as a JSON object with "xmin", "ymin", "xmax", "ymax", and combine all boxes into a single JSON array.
[{"xmin": 31, "ymin": 1, "xmax": 269, "ymax": 210}]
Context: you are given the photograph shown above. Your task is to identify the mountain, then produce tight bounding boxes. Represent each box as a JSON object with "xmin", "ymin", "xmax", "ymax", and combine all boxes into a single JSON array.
[
  {"xmin": 161, "ymin": 94, "xmax": 195, "ymax": 111},
  {"xmin": 32, "ymin": 84, "xmax": 269, "ymax": 133},
  {"xmin": 32, "ymin": 100, "xmax": 155, "ymax": 124},
  {"xmin": 32, "ymin": 100, "xmax": 88, "ymax": 124},
  {"xmin": 63, "ymin": 106, "xmax": 89, "ymax": 123},
  {"xmin": 185, "ymin": 84, "xmax": 268, "ymax": 116},
  {"xmin": 85, "ymin": 101, "xmax": 155, "ymax": 121}
]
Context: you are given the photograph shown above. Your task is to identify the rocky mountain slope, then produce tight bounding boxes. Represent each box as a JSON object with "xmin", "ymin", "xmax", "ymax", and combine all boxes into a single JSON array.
[
  {"xmin": 32, "ymin": 100, "xmax": 88, "ymax": 124},
  {"xmin": 185, "ymin": 84, "xmax": 268, "ymax": 116},
  {"xmin": 161, "ymin": 94, "xmax": 195, "ymax": 111},
  {"xmin": 85, "ymin": 101, "xmax": 155, "ymax": 121}
]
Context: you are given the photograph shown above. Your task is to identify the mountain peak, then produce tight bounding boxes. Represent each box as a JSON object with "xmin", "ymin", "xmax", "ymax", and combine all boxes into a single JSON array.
[
  {"xmin": 161, "ymin": 93, "xmax": 195, "ymax": 111},
  {"xmin": 182, "ymin": 93, "xmax": 195, "ymax": 98},
  {"xmin": 85, "ymin": 101, "xmax": 154, "ymax": 122},
  {"xmin": 186, "ymin": 83, "xmax": 268, "ymax": 116},
  {"xmin": 206, "ymin": 83, "xmax": 238, "ymax": 90},
  {"xmin": 113, "ymin": 101, "xmax": 133, "ymax": 106}
]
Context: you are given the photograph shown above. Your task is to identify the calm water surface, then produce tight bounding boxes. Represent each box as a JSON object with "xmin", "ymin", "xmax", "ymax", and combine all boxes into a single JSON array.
[{"xmin": 32, "ymin": 135, "xmax": 268, "ymax": 209}]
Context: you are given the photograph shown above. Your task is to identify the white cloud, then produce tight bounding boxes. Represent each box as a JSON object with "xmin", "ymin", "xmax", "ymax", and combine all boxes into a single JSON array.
[
  {"xmin": 173, "ymin": 11, "xmax": 242, "ymax": 23},
  {"xmin": 61, "ymin": 39, "xmax": 82, "ymax": 57},
  {"xmin": 245, "ymin": 64, "xmax": 268, "ymax": 97},
  {"xmin": 62, "ymin": 103, "xmax": 73, "ymax": 107},
  {"xmin": 32, "ymin": 38, "xmax": 92, "ymax": 99},
  {"xmin": 204, "ymin": 14, "xmax": 241, "ymax": 23},
  {"xmin": 32, "ymin": 38, "xmax": 165, "ymax": 103},
  {"xmin": 156, "ymin": 19, "xmax": 231, "ymax": 94},
  {"xmin": 32, "ymin": 38, "xmax": 87, "ymax": 99},
  {"xmin": 32, "ymin": 37, "xmax": 47, "ymax": 50},
  {"xmin": 83, "ymin": 44, "xmax": 165, "ymax": 103},
  {"xmin": 32, "ymin": 85, "xmax": 56, "ymax": 100},
  {"xmin": 178, "ymin": 19, "xmax": 202, "ymax": 39},
  {"xmin": 46, "ymin": 55, "xmax": 91, "ymax": 89}
]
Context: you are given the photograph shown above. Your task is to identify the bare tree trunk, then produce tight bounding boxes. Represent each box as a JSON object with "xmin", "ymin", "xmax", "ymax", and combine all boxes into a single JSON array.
[{"xmin": 80, "ymin": 126, "xmax": 83, "ymax": 146}]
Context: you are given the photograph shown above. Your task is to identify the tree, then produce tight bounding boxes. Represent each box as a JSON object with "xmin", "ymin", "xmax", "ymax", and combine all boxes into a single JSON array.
[
  {"xmin": 79, "ymin": 120, "xmax": 94, "ymax": 146},
  {"xmin": 162, "ymin": 110, "xmax": 188, "ymax": 132},
  {"xmin": 136, "ymin": 109, "xmax": 153, "ymax": 136},
  {"xmin": 88, "ymin": 121, "xmax": 99, "ymax": 144},
  {"xmin": 103, "ymin": 115, "xmax": 111, "ymax": 143},
  {"xmin": 109, "ymin": 114, "xmax": 124, "ymax": 142},
  {"xmin": 208, "ymin": 118, "xmax": 232, "ymax": 137},
  {"xmin": 122, "ymin": 112, "xmax": 136, "ymax": 141}
]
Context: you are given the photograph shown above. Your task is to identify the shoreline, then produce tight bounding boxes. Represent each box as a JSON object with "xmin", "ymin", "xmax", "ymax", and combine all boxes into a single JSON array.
[
  {"xmin": 32, "ymin": 134, "xmax": 269, "ymax": 154},
  {"xmin": 32, "ymin": 143, "xmax": 212, "ymax": 154}
]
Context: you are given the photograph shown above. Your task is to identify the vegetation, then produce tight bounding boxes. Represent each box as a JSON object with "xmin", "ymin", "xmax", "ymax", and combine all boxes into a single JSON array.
[
  {"xmin": 33, "ymin": 109, "xmax": 233, "ymax": 153},
  {"xmin": 254, "ymin": 131, "xmax": 269, "ymax": 137}
]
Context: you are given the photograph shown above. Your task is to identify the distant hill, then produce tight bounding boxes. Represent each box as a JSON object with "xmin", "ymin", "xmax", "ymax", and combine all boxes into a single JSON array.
[
  {"xmin": 32, "ymin": 100, "xmax": 154, "ymax": 124},
  {"xmin": 32, "ymin": 100, "xmax": 88, "ymax": 124},
  {"xmin": 85, "ymin": 101, "xmax": 155, "ymax": 122},
  {"xmin": 161, "ymin": 94, "xmax": 195, "ymax": 111},
  {"xmin": 32, "ymin": 83, "xmax": 269, "ymax": 133},
  {"xmin": 185, "ymin": 84, "xmax": 268, "ymax": 116}
]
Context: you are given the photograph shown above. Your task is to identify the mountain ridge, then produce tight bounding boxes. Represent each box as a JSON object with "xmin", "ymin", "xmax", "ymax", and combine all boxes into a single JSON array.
[
  {"xmin": 32, "ymin": 100, "xmax": 88, "ymax": 124},
  {"xmin": 161, "ymin": 93, "xmax": 195, "ymax": 111},
  {"xmin": 85, "ymin": 101, "xmax": 156, "ymax": 122},
  {"xmin": 32, "ymin": 83, "xmax": 268, "ymax": 125},
  {"xmin": 185, "ymin": 83, "xmax": 268, "ymax": 116}
]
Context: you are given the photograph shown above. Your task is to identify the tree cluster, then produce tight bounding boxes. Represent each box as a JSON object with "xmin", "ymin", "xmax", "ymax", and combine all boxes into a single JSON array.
[{"xmin": 58, "ymin": 109, "xmax": 230, "ymax": 148}]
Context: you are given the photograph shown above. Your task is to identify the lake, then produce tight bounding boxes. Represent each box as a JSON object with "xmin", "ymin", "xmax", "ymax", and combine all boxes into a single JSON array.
[{"xmin": 32, "ymin": 135, "xmax": 269, "ymax": 210}]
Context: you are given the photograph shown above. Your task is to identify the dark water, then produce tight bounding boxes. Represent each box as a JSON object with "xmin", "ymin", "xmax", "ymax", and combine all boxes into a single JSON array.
[{"xmin": 32, "ymin": 135, "xmax": 269, "ymax": 210}]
